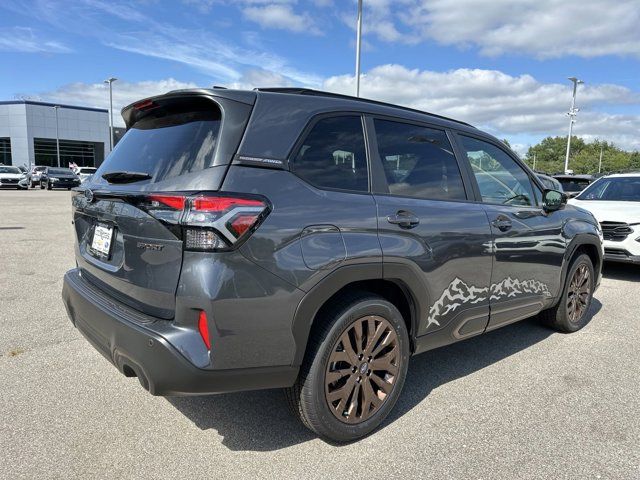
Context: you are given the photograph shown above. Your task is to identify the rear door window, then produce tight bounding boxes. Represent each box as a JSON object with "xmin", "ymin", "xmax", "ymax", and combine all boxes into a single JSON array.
[
  {"xmin": 373, "ymin": 119, "xmax": 466, "ymax": 200},
  {"xmin": 96, "ymin": 102, "xmax": 221, "ymax": 183},
  {"xmin": 292, "ymin": 116, "xmax": 368, "ymax": 192}
]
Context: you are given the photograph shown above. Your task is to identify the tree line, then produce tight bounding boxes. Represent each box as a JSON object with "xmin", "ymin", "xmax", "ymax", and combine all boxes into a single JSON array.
[{"xmin": 515, "ymin": 136, "xmax": 640, "ymax": 175}]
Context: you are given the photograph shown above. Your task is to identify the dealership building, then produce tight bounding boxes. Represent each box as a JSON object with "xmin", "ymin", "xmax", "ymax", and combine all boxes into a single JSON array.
[{"xmin": 0, "ymin": 100, "xmax": 111, "ymax": 169}]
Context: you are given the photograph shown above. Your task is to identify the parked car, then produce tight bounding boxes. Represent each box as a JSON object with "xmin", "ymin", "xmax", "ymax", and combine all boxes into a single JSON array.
[
  {"xmin": 62, "ymin": 88, "xmax": 603, "ymax": 442},
  {"xmin": 569, "ymin": 173, "xmax": 640, "ymax": 264},
  {"xmin": 537, "ymin": 173, "xmax": 563, "ymax": 191},
  {"xmin": 40, "ymin": 167, "xmax": 81, "ymax": 190},
  {"xmin": 75, "ymin": 166, "xmax": 97, "ymax": 182},
  {"xmin": 30, "ymin": 165, "xmax": 47, "ymax": 187},
  {"xmin": 0, "ymin": 165, "xmax": 28, "ymax": 189},
  {"xmin": 553, "ymin": 174, "xmax": 594, "ymax": 198}
]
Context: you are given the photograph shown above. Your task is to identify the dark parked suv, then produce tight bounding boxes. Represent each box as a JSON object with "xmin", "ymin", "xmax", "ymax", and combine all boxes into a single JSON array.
[
  {"xmin": 40, "ymin": 167, "xmax": 81, "ymax": 190},
  {"xmin": 62, "ymin": 88, "xmax": 603, "ymax": 442}
]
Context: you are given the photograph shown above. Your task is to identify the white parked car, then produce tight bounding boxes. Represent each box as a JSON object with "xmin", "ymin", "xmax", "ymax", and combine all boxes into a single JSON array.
[
  {"xmin": 569, "ymin": 173, "xmax": 640, "ymax": 264},
  {"xmin": 0, "ymin": 165, "xmax": 28, "ymax": 189}
]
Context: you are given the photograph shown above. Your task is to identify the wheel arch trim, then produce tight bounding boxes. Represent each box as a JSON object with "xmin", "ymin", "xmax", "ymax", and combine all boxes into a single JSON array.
[{"xmin": 290, "ymin": 262, "xmax": 426, "ymax": 366}]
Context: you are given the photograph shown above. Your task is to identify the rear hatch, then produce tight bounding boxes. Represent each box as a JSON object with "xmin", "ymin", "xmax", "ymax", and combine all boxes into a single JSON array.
[{"xmin": 72, "ymin": 92, "xmax": 254, "ymax": 319}]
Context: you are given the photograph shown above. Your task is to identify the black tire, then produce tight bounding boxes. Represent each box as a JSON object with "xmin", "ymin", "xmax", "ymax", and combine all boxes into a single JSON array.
[
  {"xmin": 40, "ymin": 182, "xmax": 45, "ymax": 189},
  {"xmin": 47, "ymin": 183, "xmax": 52, "ymax": 190},
  {"xmin": 285, "ymin": 292, "xmax": 410, "ymax": 442},
  {"xmin": 539, "ymin": 253, "xmax": 594, "ymax": 333}
]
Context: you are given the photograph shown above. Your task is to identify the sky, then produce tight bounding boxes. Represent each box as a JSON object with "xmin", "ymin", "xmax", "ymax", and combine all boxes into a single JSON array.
[{"xmin": 1, "ymin": 0, "xmax": 639, "ymax": 155}]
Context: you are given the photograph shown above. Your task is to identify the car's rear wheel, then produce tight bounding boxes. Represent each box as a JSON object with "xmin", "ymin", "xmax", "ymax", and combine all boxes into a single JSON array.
[
  {"xmin": 286, "ymin": 292, "xmax": 410, "ymax": 442},
  {"xmin": 539, "ymin": 253, "xmax": 594, "ymax": 332}
]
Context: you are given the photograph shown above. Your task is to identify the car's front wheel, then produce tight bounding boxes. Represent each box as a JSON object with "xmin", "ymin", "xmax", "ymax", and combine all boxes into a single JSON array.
[
  {"xmin": 539, "ymin": 253, "xmax": 595, "ymax": 332},
  {"xmin": 286, "ymin": 292, "xmax": 410, "ymax": 442}
]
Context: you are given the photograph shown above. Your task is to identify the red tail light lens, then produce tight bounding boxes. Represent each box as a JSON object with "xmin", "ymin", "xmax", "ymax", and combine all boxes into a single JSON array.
[
  {"xmin": 140, "ymin": 192, "xmax": 269, "ymax": 252},
  {"xmin": 148, "ymin": 194, "xmax": 186, "ymax": 210},
  {"xmin": 198, "ymin": 310, "xmax": 211, "ymax": 350},
  {"xmin": 193, "ymin": 196, "xmax": 264, "ymax": 212}
]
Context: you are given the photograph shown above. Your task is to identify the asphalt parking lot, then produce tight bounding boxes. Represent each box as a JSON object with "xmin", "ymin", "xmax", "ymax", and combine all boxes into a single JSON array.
[{"xmin": 1, "ymin": 189, "xmax": 639, "ymax": 479}]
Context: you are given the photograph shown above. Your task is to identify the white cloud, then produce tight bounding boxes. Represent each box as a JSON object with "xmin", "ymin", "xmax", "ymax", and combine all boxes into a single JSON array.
[
  {"xmin": 226, "ymin": 68, "xmax": 294, "ymax": 89},
  {"xmin": 323, "ymin": 65, "xmax": 640, "ymax": 150},
  {"xmin": 0, "ymin": 26, "xmax": 71, "ymax": 53},
  {"xmin": 13, "ymin": 0, "xmax": 322, "ymax": 86},
  {"xmin": 358, "ymin": 0, "xmax": 640, "ymax": 58},
  {"xmin": 30, "ymin": 79, "xmax": 198, "ymax": 127},
  {"xmin": 243, "ymin": 4, "xmax": 321, "ymax": 34}
]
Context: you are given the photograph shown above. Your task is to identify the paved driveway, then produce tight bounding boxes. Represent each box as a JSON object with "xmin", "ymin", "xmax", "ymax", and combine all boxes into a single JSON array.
[{"xmin": 1, "ymin": 190, "xmax": 639, "ymax": 479}]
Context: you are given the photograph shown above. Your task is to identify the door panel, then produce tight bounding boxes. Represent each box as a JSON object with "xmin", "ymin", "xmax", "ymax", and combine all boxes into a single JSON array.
[
  {"xmin": 456, "ymin": 134, "xmax": 566, "ymax": 329},
  {"xmin": 368, "ymin": 118, "xmax": 493, "ymax": 339},
  {"xmin": 376, "ymin": 196, "xmax": 494, "ymax": 336}
]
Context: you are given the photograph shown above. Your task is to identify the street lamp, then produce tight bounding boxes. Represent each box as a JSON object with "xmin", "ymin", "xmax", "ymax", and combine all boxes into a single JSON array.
[
  {"xmin": 103, "ymin": 77, "xmax": 117, "ymax": 152},
  {"xmin": 52, "ymin": 105, "xmax": 60, "ymax": 168},
  {"xmin": 355, "ymin": 0, "xmax": 363, "ymax": 97},
  {"xmin": 564, "ymin": 77, "xmax": 584, "ymax": 174}
]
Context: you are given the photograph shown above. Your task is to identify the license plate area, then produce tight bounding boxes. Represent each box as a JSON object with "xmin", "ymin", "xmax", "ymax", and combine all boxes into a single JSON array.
[{"xmin": 90, "ymin": 223, "xmax": 114, "ymax": 259}]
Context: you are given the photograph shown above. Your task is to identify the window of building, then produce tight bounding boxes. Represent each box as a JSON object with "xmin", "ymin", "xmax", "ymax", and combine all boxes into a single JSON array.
[
  {"xmin": 292, "ymin": 116, "xmax": 368, "ymax": 192},
  {"xmin": 0, "ymin": 138, "xmax": 11, "ymax": 164},
  {"xmin": 374, "ymin": 119, "xmax": 466, "ymax": 200},
  {"xmin": 460, "ymin": 136, "xmax": 536, "ymax": 207},
  {"xmin": 33, "ymin": 138, "xmax": 102, "ymax": 167}
]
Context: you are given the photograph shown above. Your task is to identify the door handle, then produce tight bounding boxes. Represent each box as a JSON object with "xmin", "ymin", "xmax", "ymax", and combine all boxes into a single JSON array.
[
  {"xmin": 387, "ymin": 210, "xmax": 420, "ymax": 229},
  {"xmin": 491, "ymin": 215, "xmax": 512, "ymax": 232}
]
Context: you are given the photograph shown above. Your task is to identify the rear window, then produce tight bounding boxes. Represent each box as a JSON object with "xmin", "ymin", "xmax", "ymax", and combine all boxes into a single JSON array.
[
  {"xmin": 557, "ymin": 178, "xmax": 590, "ymax": 192},
  {"xmin": 292, "ymin": 116, "xmax": 368, "ymax": 192},
  {"xmin": 48, "ymin": 168, "xmax": 74, "ymax": 175},
  {"xmin": 95, "ymin": 101, "xmax": 221, "ymax": 183}
]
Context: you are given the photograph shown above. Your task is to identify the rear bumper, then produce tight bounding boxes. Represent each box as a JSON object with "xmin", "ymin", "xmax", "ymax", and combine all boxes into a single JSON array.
[{"xmin": 62, "ymin": 269, "xmax": 298, "ymax": 396}]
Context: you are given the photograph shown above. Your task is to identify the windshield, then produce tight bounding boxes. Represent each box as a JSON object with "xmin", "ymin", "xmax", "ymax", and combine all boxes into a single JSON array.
[
  {"xmin": 577, "ymin": 177, "xmax": 640, "ymax": 201},
  {"xmin": 0, "ymin": 166, "xmax": 21, "ymax": 174},
  {"xmin": 94, "ymin": 103, "xmax": 221, "ymax": 184},
  {"xmin": 557, "ymin": 178, "xmax": 591, "ymax": 192},
  {"xmin": 48, "ymin": 168, "xmax": 74, "ymax": 175}
]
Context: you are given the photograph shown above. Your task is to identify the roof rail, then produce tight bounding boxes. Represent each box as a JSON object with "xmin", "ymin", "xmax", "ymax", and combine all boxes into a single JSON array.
[{"xmin": 254, "ymin": 87, "xmax": 474, "ymax": 128}]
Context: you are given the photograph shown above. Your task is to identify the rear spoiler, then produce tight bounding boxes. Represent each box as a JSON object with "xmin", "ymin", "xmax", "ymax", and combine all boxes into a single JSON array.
[{"xmin": 121, "ymin": 89, "xmax": 256, "ymax": 129}]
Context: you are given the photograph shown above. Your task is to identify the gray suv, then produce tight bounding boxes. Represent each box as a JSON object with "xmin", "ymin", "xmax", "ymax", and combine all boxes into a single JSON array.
[{"xmin": 62, "ymin": 88, "xmax": 603, "ymax": 442}]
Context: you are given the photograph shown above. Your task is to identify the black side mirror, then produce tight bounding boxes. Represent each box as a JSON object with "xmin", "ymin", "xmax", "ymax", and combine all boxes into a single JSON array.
[{"xmin": 543, "ymin": 189, "xmax": 567, "ymax": 212}]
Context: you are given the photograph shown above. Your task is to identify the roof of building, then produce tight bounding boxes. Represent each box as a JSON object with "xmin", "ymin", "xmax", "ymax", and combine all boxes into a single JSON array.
[{"xmin": 0, "ymin": 100, "xmax": 108, "ymax": 113}]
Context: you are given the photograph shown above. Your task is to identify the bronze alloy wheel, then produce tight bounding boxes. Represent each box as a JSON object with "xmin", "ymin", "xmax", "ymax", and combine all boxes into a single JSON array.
[
  {"xmin": 567, "ymin": 263, "xmax": 591, "ymax": 323},
  {"xmin": 324, "ymin": 315, "xmax": 400, "ymax": 424}
]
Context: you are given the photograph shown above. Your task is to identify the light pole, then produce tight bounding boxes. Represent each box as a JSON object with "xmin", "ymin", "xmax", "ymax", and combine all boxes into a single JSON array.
[
  {"xmin": 355, "ymin": 0, "xmax": 363, "ymax": 97},
  {"xmin": 564, "ymin": 77, "xmax": 584, "ymax": 174},
  {"xmin": 104, "ymin": 77, "xmax": 117, "ymax": 152},
  {"xmin": 598, "ymin": 144, "xmax": 604, "ymax": 174},
  {"xmin": 53, "ymin": 105, "xmax": 60, "ymax": 167}
]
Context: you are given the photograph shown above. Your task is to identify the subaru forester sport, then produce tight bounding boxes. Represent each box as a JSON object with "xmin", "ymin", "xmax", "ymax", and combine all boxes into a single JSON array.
[{"xmin": 62, "ymin": 88, "xmax": 603, "ymax": 442}]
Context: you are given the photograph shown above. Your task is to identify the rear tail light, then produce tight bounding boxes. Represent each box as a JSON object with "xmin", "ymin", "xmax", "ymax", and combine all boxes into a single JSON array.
[
  {"xmin": 139, "ymin": 192, "xmax": 270, "ymax": 251},
  {"xmin": 198, "ymin": 310, "xmax": 211, "ymax": 350}
]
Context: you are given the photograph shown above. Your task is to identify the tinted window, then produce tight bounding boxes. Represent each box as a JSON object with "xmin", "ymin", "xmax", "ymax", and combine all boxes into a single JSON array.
[
  {"xmin": 48, "ymin": 168, "xmax": 74, "ymax": 175},
  {"xmin": 577, "ymin": 177, "xmax": 640, "ymax": 201},
  {"xmin": 293, "ymin": 116, "xmax": 368, "ymax": 192},
  {"xmin": 0, "ymin": 166, "xmax": 20, "ymax": 174},
  {"xmin": 461, "ymin": 136, "xmax": 536, "ymax": 207},
  {"xmin": 95, "ymin": 103, "xmax": 221, "ymax": 184},
  {"xmin": 557, "ymin": 178, "xmax": 591, "ymax": 193},
  {"xmin": 374, "ymin": 120, "xmax": 465, "ymax": 200}
]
